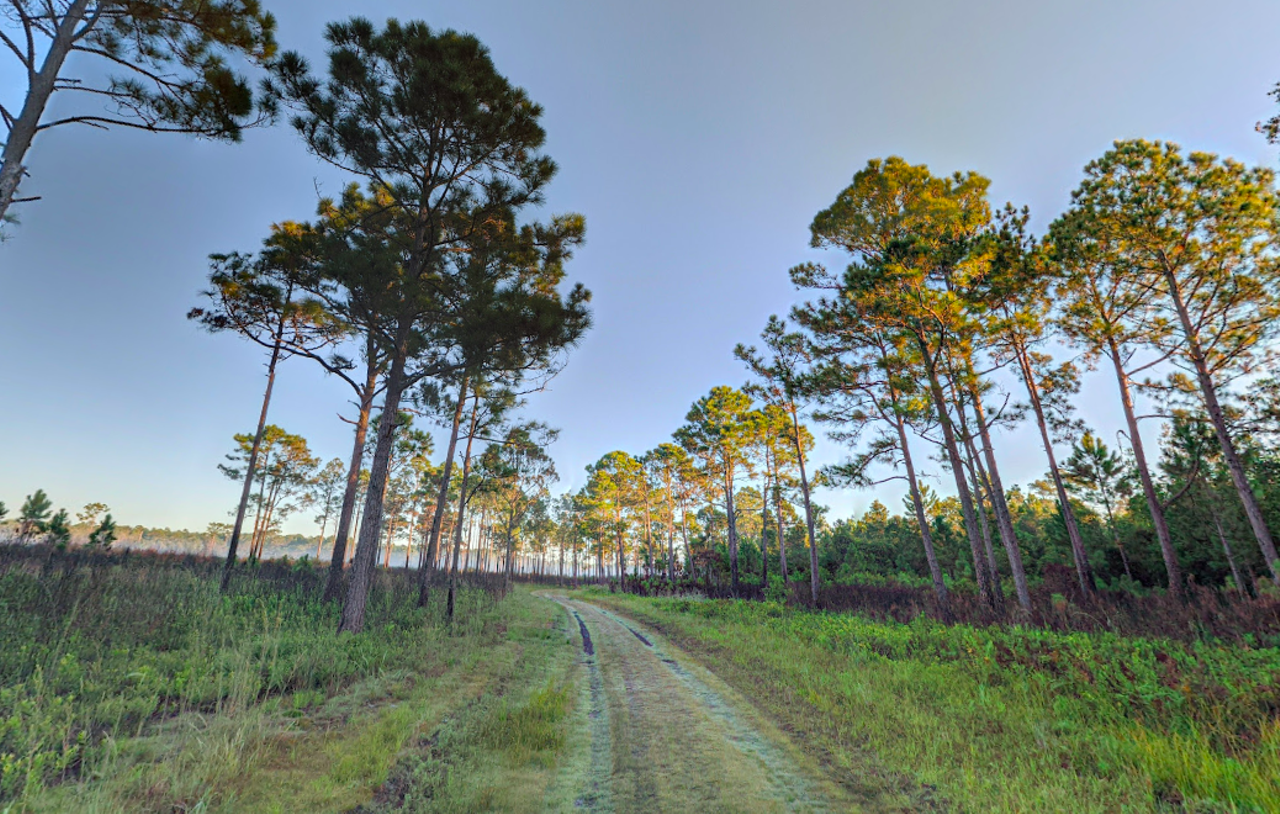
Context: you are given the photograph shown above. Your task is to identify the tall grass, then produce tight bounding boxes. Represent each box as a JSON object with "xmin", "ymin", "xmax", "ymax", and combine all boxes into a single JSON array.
[
  {"xmin": 591, "ymin": 591, "xmax": 1280, "ymax": 812},
  {"xmin": 0, "ymin": 544, "xmax": 503, "ymax": 807}
]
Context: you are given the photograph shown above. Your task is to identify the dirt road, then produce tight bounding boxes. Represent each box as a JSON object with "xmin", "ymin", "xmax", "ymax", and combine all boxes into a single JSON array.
[{"xmin": 547, "ymin": 596, "xmax": 863, "ymax": 814}]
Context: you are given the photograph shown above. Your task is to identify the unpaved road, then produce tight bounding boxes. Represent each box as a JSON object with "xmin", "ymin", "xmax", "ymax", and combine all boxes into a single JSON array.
[{"xmin": 547, "ymin": 596, "xmax": 864, "ymax": 814}]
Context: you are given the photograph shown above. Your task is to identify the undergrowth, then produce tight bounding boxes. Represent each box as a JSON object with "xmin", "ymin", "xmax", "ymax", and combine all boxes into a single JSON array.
[
  {"xmin": 0, "ymin": 544, "xmax": 504, "ymax": 810},
  {"xmin": 588, "ymin": 591, "xmax": 1280, "ymax": 813}
]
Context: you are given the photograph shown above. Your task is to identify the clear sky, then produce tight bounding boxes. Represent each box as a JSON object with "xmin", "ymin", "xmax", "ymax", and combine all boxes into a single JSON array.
[{"xmin": 2, "ymin": 1, "xmax": 1279, "ymax": 534}]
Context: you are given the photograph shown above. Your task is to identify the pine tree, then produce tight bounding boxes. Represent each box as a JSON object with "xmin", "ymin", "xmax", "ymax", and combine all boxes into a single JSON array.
[
  {"xmin": 1, "ymin": 1, "xmax": 277, "ymax": 224},
  {"xmin": 87, "ymin": 514, "xmax": 117, "ymax": 550},
  {"xmin": 18, "ymin": 489, "xmax": 51, "ymax": 540},
  {"xmin": 46, "ymin": 508, "xmax": 71, "ymax": 549},
  {"xmin": 1059, "ymin": 140, "xmax": 1280, "ymax": 584}
]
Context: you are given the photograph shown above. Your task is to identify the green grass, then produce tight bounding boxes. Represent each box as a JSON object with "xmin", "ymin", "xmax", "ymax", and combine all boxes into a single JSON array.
[
  {"xmin": 582, "ymin": 591, "xmax": 1280, "ymax": 813},
  {"xmin": 0, "ymin": 547, "xmax": 567, "ymax": 812}
]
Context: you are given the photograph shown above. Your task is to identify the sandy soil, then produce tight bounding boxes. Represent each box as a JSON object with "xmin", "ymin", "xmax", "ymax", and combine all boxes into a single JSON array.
[{"xmin": 547, "ymin": 596, "xmax": 864, "ymax": 814}]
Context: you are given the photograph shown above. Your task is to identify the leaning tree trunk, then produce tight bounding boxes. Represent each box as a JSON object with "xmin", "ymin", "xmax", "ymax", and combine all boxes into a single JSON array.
[
  {"xmin": 221, "ymin": 326, "xmax": 284, "ymax": 592},
  {"xmin": 324, "ymin": 354, "xmax": 379, "ymax": 602},
  {"xmin": 960, "ymin": 431, "xmax": 1004, "ymax": 613},
  {"xmin": 892, "ymin": 411, "xmax": 950, "ymax": 617},
  {"xmin": 965, "ymin": 378, "xmax": 1033, "ymax": 611},
  {"xmin": 0, "ymin": 0, "xmax": 91, "ymax": 224},
  {"xmin": 339, "ymin": 344, "xmax": 408, "ymax": 634},
  {"xmin": 1100, "ymin": 498, "xmax": 1134, "ymax": 582},
  {"xmin": 1014, "ymin": 349, "xmax": 1095, "ymax": 594},
  {"xmin": 918, "ymin": 339, "xmax": 995, "ymax": 609},
  {"xmin": 1212, "ymin": 512, "xmax": 1246, "ymax": 597},
  {"xmin": 419, "ymin": 378, "xmax": 468, "ymax": 606},
  {"xmin": 1107, "ymin": 338, "xmax": 1183, "ymax": 599},
  {"xmin": 1165, "ymin": 273, "xmax": 1280, "ymax": 583}
]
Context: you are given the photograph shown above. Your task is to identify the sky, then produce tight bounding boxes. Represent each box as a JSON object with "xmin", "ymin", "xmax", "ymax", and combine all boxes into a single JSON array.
[{"xmin": 2, "ymin": 0, "xmax": 1279, "ymax": 534}]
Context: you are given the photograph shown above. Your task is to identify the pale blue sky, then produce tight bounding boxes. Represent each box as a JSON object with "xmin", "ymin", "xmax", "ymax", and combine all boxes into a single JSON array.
[{"xmin": 2, "ymin": 1, "xmax": 1279, "ymax": 533}]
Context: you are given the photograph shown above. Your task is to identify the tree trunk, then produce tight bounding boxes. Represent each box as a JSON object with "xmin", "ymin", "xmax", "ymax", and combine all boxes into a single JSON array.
[
  {"xmin": 324, "ymin": 352, "xmax": 379, "ymax": 602},
  {"xmin": 382, "ymin": 515, "xmax": 398, "ymax": 569},
  {"xmin": 339, "ymin": 342, "xmax": 408, "ymax": 634},
  {"xmin": 1100, "ymin": 497, "xmax": 1133, "ymax": 581},
  {"xmin": 787, "ymin": 402, "xmax": 820, "ymax": 607},
  {"xmin": 961, "ymin": 431, "xmax": 1004, "ymax": 612},
  {"xmin": 315, "ymin": 512, "xmax": 329, "ymax": 562},
  {"xmin": 892, "ymin": 412, "xmax": 950, "ymax": 616},
  {"xmin": 760, "ymin": 459, "xmax": 770, "ymax": 588},
  {"xmin": 1014, "ymin": 350, "xmax": 1094, "ymax": 594},
  {"xmin": 615, "ymin": 517, "xmax": 625, "ymax": 588},
  {"xmin": 724, "ymin": 463, "xmax": 740, "ymax": 596},
  {"xmin": 0, "ymin": 0, "xmax": 92, "ymax": 224},
  {"xmin": 642, "ymin": 479, "xmax": 654, "ymax": 580},
  {"xmin": 1213, "ymin": 513, "xmax": 1245, "ymax": 597},
  {"xmin": 965, "ymin": 378, "xmax": 1033, "ymax": 610},
  {"xmin": 678, "ymin": 497, "xmax": 692, "ymax": 579},
  {"xmin": 918, "ymin": 339, "xmax": 994, "ymax": 608},
  {"xmin": 220, "ymin": 325, "xmax": 283, "ymax": 592},
  {"xmin": 664, "ymin": 475, "xmax": 677, "ymax": 582},
  {"xmin": 418, "ymin": 378, "xmax": 468, "ymax": 606},
  {"xmin": 1107, "ymin": 338, "xmax": 1184, "ymax": 599},
  {"xmin": 447, "ymin": 394, "xmax": 481, "ymax": 620},
  {"xmin": 774, "ymin": 489, "xmax": 787, "ymax": 584},
  {"xmin": 1165, "ymin": 272, "xmax": 1280, "ymax": 583}
]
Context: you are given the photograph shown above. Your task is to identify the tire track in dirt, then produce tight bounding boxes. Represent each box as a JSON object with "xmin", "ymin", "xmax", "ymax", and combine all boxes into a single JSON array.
[
  {"xmin": 568, "ymin": 608, "xmax": 613, "ymax": 812},
  {"xmin": 550, "ymin": 596, "xmax": 864, "ymax": 814}
]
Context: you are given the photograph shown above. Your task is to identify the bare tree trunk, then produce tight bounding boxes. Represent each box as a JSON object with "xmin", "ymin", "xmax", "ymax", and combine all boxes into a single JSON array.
[
  {"xmin": 678, "ymin": 499, "xmax": 693, "ymax": 578},
  {"xmin": 316, "ymin": 511, "xmax": 329, "ymax": 562},
  {"xmin": 725, "ymin": 465, "xmax": 740, "ymax": 596},
  {"xmin": 1099, "ymin": 497, "xmax": 1133, "ymax": 581},
  {"xmin": 221, "ymin": 325, "xmax": 284, "ymax": 592},
  {"xmin": 1207, "ymin": 511, "xmax": 1245, "ymax": 597},
  {"xmin": 760, "ymin": 466, "xmax": 770, "ymax": 588},
  {"xmin": 615, "ymin": 519, "xmax": 625, "ymax": 588},
  {"xmin": 324, "ymin": 351, "xmax": 379, "ymax": 602},
  {"xmin": 642, "ymin": 478, "xmax": 654, "ymax": 580},
  {"xmin": 447, "ymin": 395, "xmax": 481, "ymax": 620},
  {"xmin": 1165, "ymin": 273, "xmax": 1280, "ymax": 583},
  {"xmin": 419, "ymin": 378, "xmax": 468, "ymax": 606},
  {"xmin": 1013, "ymin": 351, "xmax": 1094, "ymax": 594},
  {"xmin": 339, "ymin": 339, "xmax": 408, "ymax": 634},
  {"xmin": 892, "ymin": 413, "xmax": 950, "ymax": 617},
  {"xmin": 965, "ymin": 378, "xmax": 1033, "ymax": 610},
  {"xmin": 0, "ymin": 0, "xmax": 92, "ymax": 224},
  {"xmin": 787, "ymin": 402, "xmax": 820, "ymax": 607},
  {"xmin": 919, "ymin": 341, "xmax": 994, "ymax": 608},
  {"xmin": 1107, "ymin": 338, "xmax": 1184, "ymax": 599},
  {"xmin": 382, "ymin": 515, "xmax": 398, "ymax": 569},
  {"xmin": 664, "ymin": 476, "xmax": 677, "ymax": 582},
  {"xmin": 771, "ymin": 447, "xmax": 788, "ymax": 584},
  {"xmin": 954, "ymin": 401, "xmax": 1004, "ymax": 608},
  {"xmin": 961, "ymin": 432, "xmax": 1004, "ymax": 612}
]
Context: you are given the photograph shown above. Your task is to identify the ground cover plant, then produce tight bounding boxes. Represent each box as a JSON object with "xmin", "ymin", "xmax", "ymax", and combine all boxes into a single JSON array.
[
  {"xmin": 0, "ymin": 544, "xmax": 579, "ymax": 812},
  {"xmin": 584, "ymin": 590, "xmax": 1280, "ymax": 813}
]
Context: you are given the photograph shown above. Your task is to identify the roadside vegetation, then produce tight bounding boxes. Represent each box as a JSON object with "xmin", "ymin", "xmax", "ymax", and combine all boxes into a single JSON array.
[
  {"xmin": 0, "ymin": 545, "xmax": 579, "ymax": 813},
  {"xmin": 586, "ymin": 590, "xmax": 1280, "ymax": 813}
]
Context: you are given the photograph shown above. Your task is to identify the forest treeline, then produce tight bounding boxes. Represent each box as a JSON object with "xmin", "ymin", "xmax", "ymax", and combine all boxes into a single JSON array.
[
  {"xmin": 5, "ymin": 9, "xmax": 595, "ymax": 633},
  {"xmin": 562, "ymin": 142, "xmax": 1280, "ymax": 623},
  {"xmin": 8, "ymin": 3, "xmax": 1280, "ymax": 631}
]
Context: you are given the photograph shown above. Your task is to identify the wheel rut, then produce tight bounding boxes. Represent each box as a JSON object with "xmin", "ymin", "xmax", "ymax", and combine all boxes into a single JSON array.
[{"xmin": 549, "ymin": 595, "xmax": 863, "ymax": 814}]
